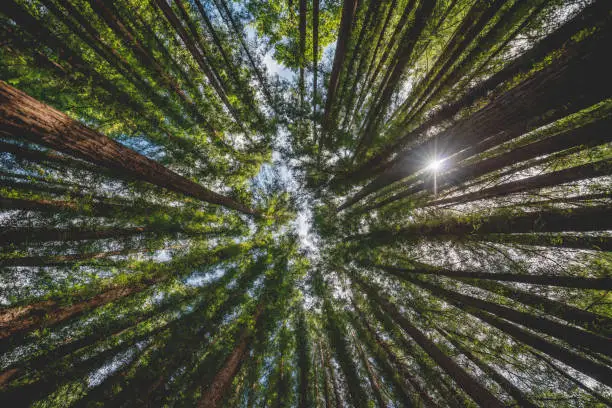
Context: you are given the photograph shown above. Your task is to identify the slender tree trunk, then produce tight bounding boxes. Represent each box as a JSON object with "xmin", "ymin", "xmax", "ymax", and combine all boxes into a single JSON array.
[
  {"xmin": 354, "ymin": 0, "xmax": 436, "ymax": 160},
  {"xmin": 459, "ymin": 278, "xmax": 612, "ymax": 336},
  {"xmin": 365, "ymin": 262, "xmax": 612, "ymax": 290},
  {"xmin": 335, "ymin": 0, "xmax": 610, "ymax": 189},
  {"xmin": 0, "ymin": 226, "xmax": 149, "ymax": 246},
  {"xmin": 439, "ymin": 329, "xmax": 539, "ymax": 408},
  {"xmin": 355, "ymin": 276, "xmax": 506, "ymax": 408},
  {"xmin": 426, "ymin": 159, "xmax": 612, "ymax": 208},
  {"xmin": 0, "ymin": 82, "xmax": 258, "ymax": 215},
  {"xmin": 528, "ymin": 350, "xmax": 612, "ymax": 407},
  {"xmin": 354, "ymin": 206, "xmax": 612, "ymax": 245},
  {"xmin": 351, "ymin": 330, "xmax": 387, "ymax": 407},
  {"xmin": 395, "ymin": 275, "xmax": 611, "ymax": 358},
  {"xmin": 312, "ymin": 0, "xmax": 320, "ymax": 145},
  {"xmin": 469, "ymin": 308, "xmax": 612, "ymax": 387},
  {"xmin": 478, "ymin": 232, "xmax": 612, "ymax": 252},
  {"xmin": 0, "ymin": 275, "xmax": 165, "ymax": 340}
]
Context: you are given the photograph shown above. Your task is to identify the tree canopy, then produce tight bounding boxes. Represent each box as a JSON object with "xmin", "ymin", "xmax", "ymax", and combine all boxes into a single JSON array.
[{"xmin": 0, "ymin": 0, "xmax": 611, "ymax": 406}]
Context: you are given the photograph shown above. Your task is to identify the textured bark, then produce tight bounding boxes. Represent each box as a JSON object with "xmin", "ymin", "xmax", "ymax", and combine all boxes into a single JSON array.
[
  {"xmin": 0, "ymin": 82, "xmax": 258, "ymax": 215},
  {"xmin": 197, "ymin": 304, "xmax": 264, "ymax": 408},
  {"xmin": 440, "ymin": 330, "xmax": 539, "ymax": 408},
  {"xmin": 0, "ymin": 226, "xmax": 149, "ymax": 246},
  {"xmin": 356, "ymin": 276, "xmax": 506, "ymax": 408},
  {"xmin": 321, "ymin": 0, "xmax": 358, "ymax": 136},
  {"xmin": 365, "ymin": 262, "xmax": 612, "ymax": 290}
]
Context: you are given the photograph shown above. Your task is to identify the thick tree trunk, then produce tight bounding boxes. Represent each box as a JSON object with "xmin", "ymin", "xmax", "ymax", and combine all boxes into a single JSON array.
[
  {"xmin": 321, "ymin": 0, "xmax": 358, "ymax": 136},
  {"xmin": 0, "ymin": 82, "xmax": 258, "ymax": 215},
  {"xmin": 356, "ymin": 276, "xmax": 506, "ymax": 408},
  {"xmin": 197, "ymin": 304, "xmax": 264, "ymax": 408}
]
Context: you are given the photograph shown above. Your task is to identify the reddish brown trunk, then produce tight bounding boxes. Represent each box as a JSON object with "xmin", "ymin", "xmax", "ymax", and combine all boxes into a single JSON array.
[
  {"xmin": 0, "ymin": 82, "xmax": 258, "ymax": 215},
  {"xmin": 197, "ymin": 304, "xmax": 264, "ymax": 408},
  {"xmin": 321, "ymin": 0, "xmax": 358, "ymax": 136},
  {"xmin": 0, "ymin": 275, "xmax": 164, "ymax": 340}
]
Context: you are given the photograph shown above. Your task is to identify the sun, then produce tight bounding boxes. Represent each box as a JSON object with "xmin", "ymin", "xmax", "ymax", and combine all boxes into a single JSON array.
[{"xmin": 426, "ymin": 158, "xmax": 444, "ymax": 171}]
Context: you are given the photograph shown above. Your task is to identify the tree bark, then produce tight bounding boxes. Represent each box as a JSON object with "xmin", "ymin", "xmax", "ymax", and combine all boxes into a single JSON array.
[
  {"xmin": 321, "ymin": 0, "xmax": 358, "ymax": 137},
  {"xmin": 0, "ymin": 82, "xmax": 258, "ymax": 215},
  {"xmin": 197, "ymin": 304, "xmax": 264, "ymax": 408}
]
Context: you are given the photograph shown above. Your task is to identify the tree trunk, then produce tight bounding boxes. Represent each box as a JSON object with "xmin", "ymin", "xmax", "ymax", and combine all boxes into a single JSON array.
[
  {"xmin": 0, "ymin": 82, "xmax": 258, "ymax": 215},
  {"xmin": 478, "ymin": 232, "xmax": 612, "ymax": 252},
  {"xmin": 338, "ymin": 6, "xmax": 611, "ymax": 209},
  {"xmin": 355, "ymin": 276, "xmax": 506, "ymax": 408},
  {"xmin": 365, "ymin": 262, "xmax": 612, "ymax": 290},
  {"xmin": 334, "ymin": 0, "xmax": 610, "ymax": 189},
  {"xmin": 427, "ymin": 159, "xmax": 612, "ymax": 208},
  {"xmin": 354, "ymin": 0, "xmax": 436, "ymax": 160},
  {"xmin": 439, "ymin": 329, "xmax": 539, "ymax": 408},
  {"xmin": 469, "ymin": 308, "xmax": 612, "ymax": 387},
  {"xmin": 0, "ymin": 226, "xmax": 149, "ymax": 246},
  {"xmin": 321, "ymin": 0, "xmax": 358, "ymax": 136},
  {"xmin": 397, "ymin": 275, "xmax": 611, "ymax": 358},
  {"xmin": 197, "ymin": 304, "xmax": 264, "ymax": 408}
]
